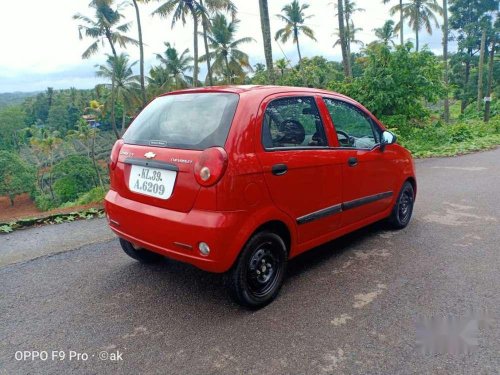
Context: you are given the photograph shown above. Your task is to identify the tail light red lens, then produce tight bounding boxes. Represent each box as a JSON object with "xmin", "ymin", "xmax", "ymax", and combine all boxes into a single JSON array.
[
  {"xmin": 194, "ymin": 147, "xmax": 228, "ymax": 187},
  {"xmin": 109, "ymin": 139, "xmax": 124, "ymax": 170}
]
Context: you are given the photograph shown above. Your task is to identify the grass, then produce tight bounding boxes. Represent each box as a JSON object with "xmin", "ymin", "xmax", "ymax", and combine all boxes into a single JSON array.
[{"xmin": 383, "ymin": 101, "xmax": 500, "ymax": 158}]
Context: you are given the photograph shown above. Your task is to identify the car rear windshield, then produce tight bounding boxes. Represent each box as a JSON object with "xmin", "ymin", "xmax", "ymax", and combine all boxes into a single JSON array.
[{"xmin": 123, "ymin": 93, "xmax": 239, "ymax": 150}]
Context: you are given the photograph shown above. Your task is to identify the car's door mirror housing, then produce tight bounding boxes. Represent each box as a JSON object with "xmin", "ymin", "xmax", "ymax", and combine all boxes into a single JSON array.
[{"xmin": 380, "ymin": 131, "xmax": 397, "ymax": 151}]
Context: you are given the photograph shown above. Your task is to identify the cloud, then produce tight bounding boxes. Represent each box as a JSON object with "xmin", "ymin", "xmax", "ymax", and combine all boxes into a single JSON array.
[{"xmin": 0, "ymin": 0, "xmax": 453, "ymax": 92}]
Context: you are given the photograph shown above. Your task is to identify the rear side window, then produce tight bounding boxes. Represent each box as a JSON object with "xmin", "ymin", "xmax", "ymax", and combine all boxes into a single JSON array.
[
  {"xmin": 123, "ymin": 93, "xmax": 239, "ymax": 150},
  {"xmin": 262, "ymin": 96, "xmax": 328, "ymax": 149}
]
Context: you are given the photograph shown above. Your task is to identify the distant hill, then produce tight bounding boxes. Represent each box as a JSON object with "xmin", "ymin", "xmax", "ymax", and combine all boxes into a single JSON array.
[{"xmin": 0, "ymin": 91, "xmax": 40, "ymax": 109}]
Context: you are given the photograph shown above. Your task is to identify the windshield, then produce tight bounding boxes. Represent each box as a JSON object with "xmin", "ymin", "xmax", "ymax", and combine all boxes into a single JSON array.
[{"xmin": 123, "ymin": 93, "xmax": 239, "ymax": 150}]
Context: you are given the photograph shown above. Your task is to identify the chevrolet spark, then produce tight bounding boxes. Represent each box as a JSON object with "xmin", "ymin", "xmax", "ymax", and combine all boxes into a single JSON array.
[{"xmin": 105, "ymin": 86, "xmax": 416, "ymax": 308}]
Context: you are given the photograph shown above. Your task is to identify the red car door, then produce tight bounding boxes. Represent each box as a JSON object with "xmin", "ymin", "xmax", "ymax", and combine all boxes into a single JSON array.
[
  {"xmin": 321, "ymin": 97, "xmax": 397, "ymax": 228},
  {"xmin": 256, "ymin": 94, "xmax": 343, "ymax": 246}
]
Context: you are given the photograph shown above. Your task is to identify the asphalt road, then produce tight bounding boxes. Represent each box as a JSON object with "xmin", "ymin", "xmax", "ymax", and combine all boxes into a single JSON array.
[{"xmin": 1, "ymin": 148, "xmax": 499, "ymax": 375}]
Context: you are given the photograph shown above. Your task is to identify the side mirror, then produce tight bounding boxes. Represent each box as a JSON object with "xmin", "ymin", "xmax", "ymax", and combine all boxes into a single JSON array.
[{"xmin": 380, "ymin": 131, "xmax": 397, "ymax": 151}]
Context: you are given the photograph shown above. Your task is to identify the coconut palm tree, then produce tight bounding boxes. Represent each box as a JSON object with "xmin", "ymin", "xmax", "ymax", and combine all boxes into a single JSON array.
[
  {"xmin": 259, "ymin": 0, "xmax": 275, "ymax": 83},
  {"xmin": 152, "ymin": 0, "xmax": 205, "ymax": 87},
  {"xmin": 147, "ymin": 66, "xmax": 173, "ymax": 97},
  {"xmin": 374, "ymin": 20, "xmax": 398, "ymax": 46},
  {"xmin": 333, "ymin": 21, "xmax": 364, "ymax": 49},
  {"xmin": 343, "ymin": 0, "xmax": 364, "ymax": 64},
  {"xmin": 96, "ymin": 53, "xmax": 139, "ymax": 135},
  {"xmin": 155, "ymin": 42, "xmax": 194, "ymax": 88},
  {"xmin": 275, "ymin": 0, "xmax": 316, "ymax": 63},
  {"xmin": 275, "ymin": 58, "xmax": 289, "ymax": 77},
  {"xmin": 199, "ymin": 14, "xmax": 254, "ymax": 84},
  {"xmin": 336, "ymin": 0, "xmax": 351, "ymax": 77},
  {"xmin": 382, "ymin": 0, "xmax": 405, "ymax": 46},
  {"xmin": 442, "ymin": 0, "xmax": 449, "ymax": 122},
  {"xmin": 131, "ymin": 0, "xmax": 149, "ymax": 106},
  {"xmin": 73, "ymin": 0, "xmax": 138, "ymax": 59},
  {"xmin": 388, "ymin": 0, "xmax": 443, "ymax": 51},
  {"xmin": 200, "ymin": 0, "xmax": 237, "ymax": 86}
]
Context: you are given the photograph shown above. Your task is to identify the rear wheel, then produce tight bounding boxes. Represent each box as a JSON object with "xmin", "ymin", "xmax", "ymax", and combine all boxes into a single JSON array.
[
  {"xmin": 227, "ymin": 231, "xmax": 288, "ymax": 309},
  {"xmin": 388, "ymin": 181, "xmax": 415, "ymax": 229},
  {"xmin": 119, "ymin": 238, "xmax": 164, "ymax": 263}
]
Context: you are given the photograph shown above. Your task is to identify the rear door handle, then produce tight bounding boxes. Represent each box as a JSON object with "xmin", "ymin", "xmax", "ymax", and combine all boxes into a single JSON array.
[
  {"xmin": 348, "ymin": 157, "xmax": 358, "ymax": 167},
  {"xmin": 272, "ymin": 164, "xmax": 288, "ymax": 176}
]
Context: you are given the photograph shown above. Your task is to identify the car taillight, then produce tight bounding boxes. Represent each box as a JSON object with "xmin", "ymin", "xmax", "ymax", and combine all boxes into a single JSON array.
[
  {"xmin": 194, "ymin": 147, "xmax": 228, "ymax": 187},
  {"xmin": 109, "ymin": 139, "xmax": 124, "ymax": 170}
]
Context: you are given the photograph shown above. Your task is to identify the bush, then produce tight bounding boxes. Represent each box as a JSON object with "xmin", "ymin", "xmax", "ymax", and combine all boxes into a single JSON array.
[
  {"xmin": 0, "ymin": 151, "xmax": 36, "ymax": 206},
  {"xmin": 52, "ymin": 155, "xmax": 97, "ymax": 203},
  {"xmin": 76, "ymin": 186, "xmax": 107, "ymax": 205},
  {"xmin": 448, "ymin": 123, "xmax": 473, "ymax": 143},
  {"xmin": 332, "ymin": 43, "xmax": 445, "ymax": 119},
  {"xmin": 34, "ymin": 193, "xmax": 58, "ymax": 211}
]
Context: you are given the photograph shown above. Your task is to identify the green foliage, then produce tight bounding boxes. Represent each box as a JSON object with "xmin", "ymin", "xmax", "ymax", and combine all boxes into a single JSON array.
[
  {"xmin": 0, "ymin": 106, "xmax": 27, "ymax": 151},
  {"xmin": 252, "ymin": 56, "xmax": 344, "ymax": 89},
  {"xmin": 0, "ymin": 208, "xmax": 105, "ymax": 234},
  {"xmin": 332, "ymin": 44, "xmax": 445, "ymax": 118},
  {"xmin": 0, "ymin": 224, "xmax": 14, "ymax": 233},
  {"xmin": 34, "ymin": 194, "xmax": 58, "ymax": 211},
  {"xmin": 76, "ymin": 186, "xmax": 107, "ymax": 205},
  {"xmin": 0, "ymin": 151, "xmax": 35, "ymax": 205},
  {"xmin": 52, "ymin": 155, "xmax": 97, "ymax": 202},
  {"xmin": 382, "ymin": 114, "xmax": 500, "ymax": 157}
]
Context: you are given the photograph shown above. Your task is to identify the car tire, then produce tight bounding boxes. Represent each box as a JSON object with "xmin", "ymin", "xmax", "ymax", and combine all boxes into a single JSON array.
[
  {"xmin": 119, "ymin": 238, "xmax": 164, "ymax": 263},
  {"xmin": 388, "ymin": 181, "xmax": 415, "ymax": 229},
  {"xmin": 227, "ymin": 231, "xmax": 288, "ymax": 309}
]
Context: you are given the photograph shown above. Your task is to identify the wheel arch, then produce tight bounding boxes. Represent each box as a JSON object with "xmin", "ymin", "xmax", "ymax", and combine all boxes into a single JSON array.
[
  {"xmin": 405, "ymin": 176, "xmax": 417, "ymax": 198},
  {"xmin": 253, "ymin": 220, "xmax": 292, "ymax": 254}
]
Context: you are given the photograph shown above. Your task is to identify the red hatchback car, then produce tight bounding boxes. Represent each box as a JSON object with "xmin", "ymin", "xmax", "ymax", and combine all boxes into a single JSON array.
[{"xmin": 105, "ymin": 86, "xmax": 416, "ymax": 308}]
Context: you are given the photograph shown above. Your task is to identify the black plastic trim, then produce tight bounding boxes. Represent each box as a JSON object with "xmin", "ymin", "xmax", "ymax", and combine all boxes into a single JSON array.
[
  {"xmin": 296, "ymin": 191, "xmax": 394, "ymax": 225},
  {"xmin": 124, "ymin": 158, "xmax": 179, "ymax": 171},
  {"xmin": 342, "ymin": 191, "xmax": 393, "ymax": 211},
  {"xmin": 297, "ymin": 204, "xmax": 342, "ymax": 225}
]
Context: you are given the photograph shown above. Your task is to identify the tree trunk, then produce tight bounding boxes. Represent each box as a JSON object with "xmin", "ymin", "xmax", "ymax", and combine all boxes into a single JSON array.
[
  {"xmin": 105, "ymin": 28, "xmax": 118, "ymax": 58},
  {"xmin": 202, "ymin": 16, "xmax": 214, "ymax": 86},
  {"xmin": 337, "ymin": 0, "xmax": 351, "ymax": 78},
  {"xmin": 192, "ymin": 10, "xmax": 199, "ymax": 87},
  {"xmin": 91, "ymin": 132, "xmax": 103, "ymax": 187},
  {"xmin": 110, "ymin": 78, "xmax": 120, "ymax": 139},
  {"xmin": 9, "ymin": 194, "xmax": 14, "ymax": 207},
  {"xmin": 121, "ymin": 102, "xmax": 126, "ymax": 135},
  {"xmin": 200, "ymin": 0, "xmax": 213, "ymax": 86},
  {"xmin": 461, "ymin": 51, "xmax": 472, "ymax": 114},
  {"xmin": 259, "ymin": 0, "xmax": 275, "ymax": 83},
  {"xmin": 442, "ymin": 0, "xmax": 449, "ymax": 123},
  {"xmin": 132, "ymin": 0, "xmax": 146, "ymax": 106},
  {"xmin": 484, "ymin": 36, "xmax": 496, "ymax": 123},
  {"xmin": 345, "ymin": 4, "xmax": 351, "ymax": 69},
  {"xmin": 477, "ymin": 29, "xmax": 487, "ymax": 112},
  {"xmin": 224, "ymin": 53, "xmax": 231, "ymax": 84},
  {"xmin": 399, "ymin": 0, "xmax": 404, "ymax": 45},
  {"xmin": 415, "ymin": 5, "xmax": 419, "ymax": 52},
  {"xmin": 295, "ymin": 27, "xmax": 302, "ymax": 63}
]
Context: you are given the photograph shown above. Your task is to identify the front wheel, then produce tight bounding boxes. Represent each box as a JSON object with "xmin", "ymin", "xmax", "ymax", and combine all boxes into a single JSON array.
[
  {"xmin": 227, "ymin": 232, "xmax": 288, "ymax": 309},
  {"xmin": 388, "ymin": 181, "xmax": 415, "ymax": 229}
]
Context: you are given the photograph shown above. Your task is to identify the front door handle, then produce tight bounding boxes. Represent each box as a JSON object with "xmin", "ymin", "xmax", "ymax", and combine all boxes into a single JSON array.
[
  {"xmin": 348, "ymin": 157, "xmax": 358, "ymax": 167},
  {"xmin": 272, "ymin": 164, "xmax": 288, "ymax": 176}
]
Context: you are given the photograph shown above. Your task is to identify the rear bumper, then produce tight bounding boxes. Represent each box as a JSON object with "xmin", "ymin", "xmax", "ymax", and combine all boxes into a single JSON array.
[{"xmin": 104, "ymin": 190, "xmax": 246, "ymax": 273}]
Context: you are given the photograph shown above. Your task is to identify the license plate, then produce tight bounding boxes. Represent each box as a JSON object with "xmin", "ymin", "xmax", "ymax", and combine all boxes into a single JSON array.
[{"xmin": 128, "ymin": 165, "xmax": 176, "ymax": 200}]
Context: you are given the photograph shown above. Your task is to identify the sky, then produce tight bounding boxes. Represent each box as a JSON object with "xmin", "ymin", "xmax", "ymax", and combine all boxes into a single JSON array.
[{"xmin": 0, "ymin": 0, "xmax": 454, "ymax": 93}]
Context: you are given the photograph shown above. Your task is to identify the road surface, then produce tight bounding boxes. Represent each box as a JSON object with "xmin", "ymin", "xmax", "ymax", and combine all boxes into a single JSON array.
[{"xmin": 1, "ymin": 148, "xmax": 499, "ymax": 374}]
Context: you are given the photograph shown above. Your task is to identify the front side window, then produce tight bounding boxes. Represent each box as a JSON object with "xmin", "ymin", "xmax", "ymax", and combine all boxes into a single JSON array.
[
  {"xmin": 324, "ymin": 98, "xmax": 381, "ymax": 149},
  {"xmin": 123, "ymin": 93, "xmax": 239, "ymax": 150},
  {"xmin": 262, "ymin": 96, "xmax": 328, "ymax": 149}
]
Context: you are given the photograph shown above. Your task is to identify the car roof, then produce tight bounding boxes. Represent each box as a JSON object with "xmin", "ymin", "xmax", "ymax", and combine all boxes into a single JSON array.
[{"xmin": 163, "ymin": 85, "xmax": 352, "ymax": 100}]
